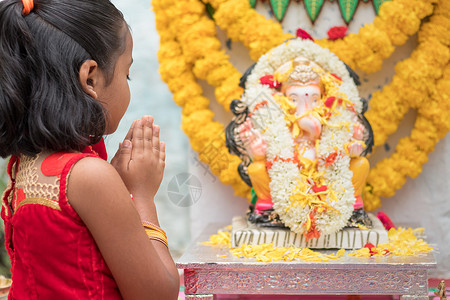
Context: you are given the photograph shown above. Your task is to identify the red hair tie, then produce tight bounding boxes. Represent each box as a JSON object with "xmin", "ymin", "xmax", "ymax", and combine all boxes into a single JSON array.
[{"xmin": 22, "ymin": 0, "xmax": 34, "ymax": 15}]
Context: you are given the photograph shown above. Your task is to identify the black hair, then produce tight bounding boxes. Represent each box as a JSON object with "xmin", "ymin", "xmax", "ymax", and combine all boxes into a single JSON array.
[{"xmin": 0, "ymin": 0, "xmax": 126, "ymax": 158}]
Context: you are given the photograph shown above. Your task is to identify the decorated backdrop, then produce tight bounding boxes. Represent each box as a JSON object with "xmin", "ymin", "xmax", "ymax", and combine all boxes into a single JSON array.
[{"xmin": 153, "ymin": 0, "xmax": 450, "ymax": 278}]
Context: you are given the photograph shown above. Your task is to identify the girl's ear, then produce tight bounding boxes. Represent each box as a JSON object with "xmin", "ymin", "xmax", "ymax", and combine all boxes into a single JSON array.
[{"xmin": 79, "ymin": 60, "xmax": 100, "ymax": 99}]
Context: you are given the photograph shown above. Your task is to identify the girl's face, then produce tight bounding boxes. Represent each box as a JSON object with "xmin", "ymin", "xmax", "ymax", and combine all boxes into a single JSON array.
[{"xmin": 97, "ymin": 30, "xmax": 133, "ymax": 134}]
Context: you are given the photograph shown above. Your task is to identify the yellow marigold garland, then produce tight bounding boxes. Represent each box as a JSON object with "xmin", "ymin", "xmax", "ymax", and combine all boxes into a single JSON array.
[
  {"xmin": 154, "ymin": 0, "xmax": 251, "ymax": 197},
  {"xmin": 206, "ymin": 0, "xmax": 292, "ymax": 61},
  {"xmin": 153, "ymin": 0, "xmax": 450, "ymax": 210},
  {"xmin": 363, "ymin": 0, "xmax": 450, "ymax": 209},
  {"xmin": 206, "ymin": 0, "xmax": 436, "ymax": 73}
]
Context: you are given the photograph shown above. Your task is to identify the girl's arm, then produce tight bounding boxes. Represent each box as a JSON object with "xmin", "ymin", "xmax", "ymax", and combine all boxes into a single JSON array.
[{"xmin": 68, "ymin": 116, "xmax": 179, "ymax": 300}]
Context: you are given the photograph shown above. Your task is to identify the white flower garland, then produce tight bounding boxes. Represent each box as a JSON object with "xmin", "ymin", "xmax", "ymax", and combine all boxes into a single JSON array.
[{"xmin": 241, "ymin": 39, "xmax": 362, "ymax": 235}]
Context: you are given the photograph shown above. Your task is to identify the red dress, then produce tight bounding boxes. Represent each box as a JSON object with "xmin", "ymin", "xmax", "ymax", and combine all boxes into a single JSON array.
[{"xmin": 1, "ymin": 141, "xmax": 122, "ymax": 299}]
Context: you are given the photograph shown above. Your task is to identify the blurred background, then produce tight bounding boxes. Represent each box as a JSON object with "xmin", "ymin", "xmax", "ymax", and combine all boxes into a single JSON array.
[{"xmin": 0, "ymin": 0, "xmax": 448, "ymax": 279}]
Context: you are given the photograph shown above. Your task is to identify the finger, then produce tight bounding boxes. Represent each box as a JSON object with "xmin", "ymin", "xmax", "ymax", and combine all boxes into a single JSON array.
[
  {"xmin": 111, "ymin": 139, "xmax": 132, "ymax": 171},
  {"xmin": 112, "ymin": 120, "xmax": 135, "ymax": 165},
  {"xmin": 143, "ymin": 116, "xmax": 154, "ymax": 150},
  {"xmin": 251, "ymin": 128, "xmax": 261, "ymax": 137},
  {"xmin": 152, "ymin": 125, "xmax": 160, "ymax": 152},
  {"xmin": 160, "ymin": 142, "xmax": 165, "ymax": 161},
  {"xmin": 131, "ymin": 119, "xmax": 145, "ymax": 158}
]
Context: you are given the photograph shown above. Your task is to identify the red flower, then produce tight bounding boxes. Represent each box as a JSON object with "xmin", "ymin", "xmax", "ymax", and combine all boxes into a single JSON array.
[
  {"xmin": 312, "ymin": 184, "xmax": 327, "ymax": 193},
  {"xmin": 296, "ymin": 28, "xmax": 314, "ymax": 41},
  {"xmin": 305, "ymin": 227, "xmax": 321, "ymax": 241},
  {"xmin": 346, "ymin": 104, "xmax": 356, "ymax": 113},
  {"xmin": 327, "ymin": 26, "xmax": 348, "ymax": 40},
  {"xmin": 376, "ymin": 211, "xmax": 396, "ymax": 230},
  {"xmin": 253, "ymin": 100, "xmax": 269, "ymax": 112},
  {"xmin": 364, "ymin": 242, "xmax": 375, "ymax": 249},
  {"xmin": 330, "ymin": 73, "xmax": 342, "ymax": 82},
  {"xmin": 323, "ymin": 152, "xmax": 338, "ymax": 167},
  {"xmin": 324, "ymin": 96, "xmax": 336, "ymax": 108},
  {"xmin": 259, "ymin": 74, "xmax": 281, "ymax": 89},
  {"xmin": 304, "ymin": 212, "xmax": 321, "ymax": 242},
  {"xmin": 364, "ymin": 242, "xmax": 378, "ymax": 255}
]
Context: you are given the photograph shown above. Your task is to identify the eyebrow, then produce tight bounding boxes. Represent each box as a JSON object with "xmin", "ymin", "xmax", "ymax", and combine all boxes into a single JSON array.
[
  {"xmin": 289, "ymin": 91, "xmax": 319, "ymax": 96},
  {"xmin": 129, "ymin": 58, "xmax": 134, "ymax": 66}
]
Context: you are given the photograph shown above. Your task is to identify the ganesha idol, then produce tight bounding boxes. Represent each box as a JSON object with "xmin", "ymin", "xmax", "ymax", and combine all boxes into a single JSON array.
[{"xmin": 226, "ymin": 38, "xmax": 374, "ymax": 239}]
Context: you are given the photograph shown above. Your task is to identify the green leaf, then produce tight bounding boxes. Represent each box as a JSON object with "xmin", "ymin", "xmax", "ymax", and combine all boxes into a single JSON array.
[
  {"xmin": 270, "ymin": 0, "xmax": 290, "ymax": 21},
  {"xmin": 251, "ymin": 188, "xmax": 258, "ymax": 205},
  {"xmin": 200, "ymin": 0, "xmax": 216, "ymax": 19},
  {"xmin": 304, "ymin": 0, "xmax": 324, "ymax": 22},
  {"xmin": 373, "ymin": 0, "xmax": 391, "ymax": 14},
  {"xmin": 338, "ymin": 0, "xmax": 359, "ymax": 23},
  {"xmin": 205, "ymin": 2, "xmax": 215, "ymax": 19},
  {"xmin": 249, "ymin": 0, "xmax": 257, "ymax": 8}
]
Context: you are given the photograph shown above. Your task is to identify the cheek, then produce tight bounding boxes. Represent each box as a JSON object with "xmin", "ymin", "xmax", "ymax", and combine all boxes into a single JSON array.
[{"xmin": 124, "ymin": 88, "xmax": 131, "ymax": 109}]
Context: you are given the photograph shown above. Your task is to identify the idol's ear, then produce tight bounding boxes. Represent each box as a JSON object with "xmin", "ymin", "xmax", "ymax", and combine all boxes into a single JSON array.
[{"xmin": 79, "ymin": 60, "xmax": 100, "ymax": 99}]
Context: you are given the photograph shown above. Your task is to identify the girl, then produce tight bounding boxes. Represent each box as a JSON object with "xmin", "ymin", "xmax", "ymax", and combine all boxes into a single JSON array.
[{"xmin": 0, "ymin": 0, "xmax": 179, "ymax": 299}]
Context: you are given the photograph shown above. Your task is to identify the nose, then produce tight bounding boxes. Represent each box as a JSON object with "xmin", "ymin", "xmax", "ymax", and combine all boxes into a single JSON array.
[{"xmin": 302, "ymin": 93, "xmax": 312, "ymax": 110}]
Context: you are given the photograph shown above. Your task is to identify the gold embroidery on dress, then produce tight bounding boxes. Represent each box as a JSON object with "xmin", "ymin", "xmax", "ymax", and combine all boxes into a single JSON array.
[
  {"xmin": 15, "ymin": 197, "xmax": 61, "ymax": 212},
  {"xmin": 2, "ymin": 203, "xmax": 9, "ymax": 217},
  {"xmin": 1, "ymin": 180, "xmax": 12, "ymax": 209},
  {"xmin": 13, "ymin": 154, "xmax": 60, "ymax": 212},
  {"xmin": 2, "ymin": 161, "xmax": 15, "ymax": 216}
]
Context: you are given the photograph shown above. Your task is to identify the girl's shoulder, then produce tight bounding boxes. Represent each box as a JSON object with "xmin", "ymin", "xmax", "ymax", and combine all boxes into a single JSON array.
[
  {"xmin": 40, "ymin": 151, "xmax": 90, "ymax": 177},
  {"xmin": 43, "ymin": 151, "xmax": 120, "ymax": 220},
  {"xmin": 67, "ymin": 155, "xmax": 123, "ymax": 195},
  {"xmin": 40, "ymin": 139, "xmax": 109, "ymax": 178}
]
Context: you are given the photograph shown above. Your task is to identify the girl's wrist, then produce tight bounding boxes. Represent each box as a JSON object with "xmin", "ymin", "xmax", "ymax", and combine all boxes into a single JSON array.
[{"xmin": 132, "ymin": 195, "xmax": 160, "ymax": 226}]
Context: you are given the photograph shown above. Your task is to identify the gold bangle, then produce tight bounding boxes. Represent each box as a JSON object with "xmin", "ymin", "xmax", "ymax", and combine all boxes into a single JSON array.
[
  {"xmin": 144, "ymin": 229, "xmax": 167, "ymax": 240},
  {"xmin": 143, "ymin": 227, "xmax": 166, "ymax": 238},
  {"xmin": 145, "ymin": 230, "xmax": 169, "ymax": 248},
  {"xmin": 142, "ymin": 222, "xmax": 168, "ymax": 248},
  {"xmin": 142, "ymin": 223, "xmax": 166, "ymax": 237}
]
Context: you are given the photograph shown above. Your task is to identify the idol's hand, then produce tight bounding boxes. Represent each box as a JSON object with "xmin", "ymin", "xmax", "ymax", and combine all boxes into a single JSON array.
[
  {"xmin": 347, "ymin": 142, "xmax": 364, "ymax": 157},
  {"xmin": 111, "ymin": 116, "xmax": 165, "ymax": 200},
  {"xmin": 247, "ymin": 128, "xmax": 266, "ymax": 160},
  {"xmin": 353, "ymin": 123, "xmax": 364, "ymax": 140},
  {"xmin": 238, "ymin": 119, "xmax": 266, "ymax": 159},
  {"xmin": 298, "ymin": 115, "xmax": 321, "ymax": 141}
]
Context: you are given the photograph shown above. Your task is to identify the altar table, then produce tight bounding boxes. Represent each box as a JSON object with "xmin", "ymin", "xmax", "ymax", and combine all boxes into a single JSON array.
[{"xmin": 177, "ymin": 224, "xmax": 437, "ymax": 299}]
